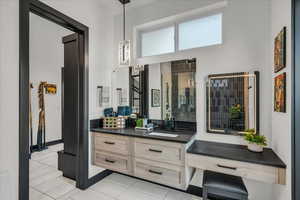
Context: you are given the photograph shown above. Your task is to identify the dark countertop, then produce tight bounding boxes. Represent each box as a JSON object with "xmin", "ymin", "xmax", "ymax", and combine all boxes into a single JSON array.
[
  {"xmin": 90, "ymin": 128, "xmax": 196, "ymax": 143},
  {"xmin": 187, "ymin": 140, "xmax": 286, "ymax": 168}
]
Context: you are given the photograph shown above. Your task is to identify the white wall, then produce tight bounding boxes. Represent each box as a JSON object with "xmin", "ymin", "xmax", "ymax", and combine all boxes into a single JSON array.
[
  {"xmin": 114, "ymin": 0, "xmax": 272, "ymax": 144},
  {"xmin": 111, "ymin": 67, "xmax": 130, "ymax": 110},
  {"xmin": 148, "ymin": 63, "xmax": 162, "ymax": 119},
  {"xmin": 113, "ymin": 0, "xmax": 275, "ymax": 199},
  {"xmin": 0, "ymin": 0, "xmax": 19, "ymax": 199},
  {"xmin": 29, "ymin": 13, "xmax": 73, "ymax": 145},
  {"xmin": 40, "ymin": 0, "xmax": 115, "ymax": 120},
  {"xmin": 271, "ymin": 0, "xmax": 292, "ymax": 200}
]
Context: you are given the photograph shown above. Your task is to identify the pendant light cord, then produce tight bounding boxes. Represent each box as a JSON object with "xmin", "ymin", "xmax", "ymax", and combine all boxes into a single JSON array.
[{"xmin": 123, "ymin": 3, "xmax": 126, "ymax": 41}]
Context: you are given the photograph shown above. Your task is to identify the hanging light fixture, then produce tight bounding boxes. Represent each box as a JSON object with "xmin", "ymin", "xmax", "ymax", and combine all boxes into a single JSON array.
[{"xmin": 118, "ymin": 0, "xmax": 131, "ymax": 66}]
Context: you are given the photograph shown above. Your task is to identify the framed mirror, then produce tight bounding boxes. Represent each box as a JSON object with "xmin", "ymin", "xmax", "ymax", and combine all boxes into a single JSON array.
[
  {"xmin": 127, "ymin": 59, "xmax": 197, "ymax": 123},
  {"xmin": 206, "ymin": 71, "xmax": 259, "ymax": 135},
  {"xmin": 149, "ymin": 59, "xmax": 196, "ymax": 122}
]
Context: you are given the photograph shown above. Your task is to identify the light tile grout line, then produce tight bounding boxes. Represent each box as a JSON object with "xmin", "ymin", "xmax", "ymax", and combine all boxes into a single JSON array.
[
  {"xmin": 30, "ymin": 144, "xmax": 67, "ymax": 200},
  {"xmin": 30, "ymin": 187, "xmax": 56, "ymax": 200}
]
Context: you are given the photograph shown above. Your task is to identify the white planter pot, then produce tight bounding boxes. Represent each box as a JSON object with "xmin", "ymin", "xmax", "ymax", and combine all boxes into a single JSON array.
[{"xmin": 247, "ymin": 143, "xmax": 263, "ymax": 153}]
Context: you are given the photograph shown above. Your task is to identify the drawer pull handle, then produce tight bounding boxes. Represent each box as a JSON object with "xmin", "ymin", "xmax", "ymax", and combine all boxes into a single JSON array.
[
  {"xmin": 104, "ymin": 141, "xmax": 115, "ymax": 145},
  {"xmin": 149, "ymin": 149, "xmax": 162, "ymax": 153},
  {"xmin": 105, "ymin": 159, "xmax": 116, "ymax": 164},
  {"xmin": 217, "ymin": 164, "xmax": 237, "ymax": 170},
  {"xmin": 148, "ymin": 170, "xmax": 163, "ymax": 175}
]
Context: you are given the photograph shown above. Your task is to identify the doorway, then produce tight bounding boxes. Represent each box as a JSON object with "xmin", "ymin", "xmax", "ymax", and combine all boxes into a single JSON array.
[
  {"xmin": 19, "ymin": 1, "xmax": 89, "ymax": 200},
  {"xmin": 293, "ymin": 0, "xmax": 300, "ymax": 200}
]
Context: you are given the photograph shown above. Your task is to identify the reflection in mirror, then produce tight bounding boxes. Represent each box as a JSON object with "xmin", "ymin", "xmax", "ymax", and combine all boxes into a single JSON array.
[
  {"xmin": 129, "ymin": 65, "xmax": 148, "ymax": 117},
  {"xmin": 206, "ymin": 72, "xmax": 259, "ymax": 135},
  {"xmin": 148, "ymin": 59, "xmax": 196, "ymax": 122}
]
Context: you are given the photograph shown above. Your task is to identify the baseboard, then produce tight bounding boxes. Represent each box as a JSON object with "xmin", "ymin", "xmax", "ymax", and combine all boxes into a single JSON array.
[
  {"xmin": 86, "ymin": 169, "xmax": 113, "ymax": 188},
  {"xmin": 85, "ymin": 170, "xmax": 228, "ymax": 199},
  {"xmin": 31, "ymin": 139, "xmax": 63, "ymax": 152}
]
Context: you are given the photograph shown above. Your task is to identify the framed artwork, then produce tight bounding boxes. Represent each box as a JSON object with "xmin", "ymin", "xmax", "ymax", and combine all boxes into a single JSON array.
[
  {"xmin": 151, "ymin": 89, "xmax": 161, "ymax": 107},
  {"xmin": 45, "ymin": 83, "xmax": 57, "ymax": 94},
  {"xmin": 274, "ymin": 73, "xmax": 286, "ymax": 113},
  {"xmin": 274, "ymin": 27, "xmax": 286, "ymax": 73}
]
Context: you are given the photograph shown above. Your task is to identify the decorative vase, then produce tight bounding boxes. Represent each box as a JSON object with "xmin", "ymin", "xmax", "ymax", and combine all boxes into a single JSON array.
[{"xmin": 247, "ymin": 143, "xmax": 264, "ymax": 153}]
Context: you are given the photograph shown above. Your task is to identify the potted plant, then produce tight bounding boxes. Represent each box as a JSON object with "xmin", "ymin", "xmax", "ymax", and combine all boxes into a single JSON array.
[
  {"xmin": 244, "ymin": 129, "xmax": 267, "ymax": 153},
  {"xmin": 229, "ymin": 104, "xmax": 242, "ymax": 119}
]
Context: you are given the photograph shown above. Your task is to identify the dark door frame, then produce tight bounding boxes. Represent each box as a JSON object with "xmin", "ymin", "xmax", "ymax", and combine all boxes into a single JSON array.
[
  {"xmin": 19, "ymin": 0, "xmax": 89, "ymax": 199},
  {"xmin": 293, "ymin": 1, "xmax": 300, "ymax": 200}
]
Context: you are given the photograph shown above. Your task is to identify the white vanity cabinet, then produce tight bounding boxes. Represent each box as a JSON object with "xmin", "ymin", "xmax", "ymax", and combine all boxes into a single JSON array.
[
  {"xmin": 93, "ymin": 133, "xmax": 133, "ymax": 175},
  {"xmin": 92, "ymin": 132, "xmax": 193, "ymax": 190}
]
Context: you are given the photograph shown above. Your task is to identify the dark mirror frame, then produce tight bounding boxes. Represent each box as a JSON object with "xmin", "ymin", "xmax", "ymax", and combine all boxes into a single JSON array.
[{"xmin": 206, "ymin": 71, "xmax": 260, "ymax": 136}]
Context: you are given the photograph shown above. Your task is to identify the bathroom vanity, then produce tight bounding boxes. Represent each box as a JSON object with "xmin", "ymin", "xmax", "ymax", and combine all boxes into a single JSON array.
[
  {"xmin": 91, "ymin": 59, "xmax": 286, "ymax": 190},
  {"xmin": 187, "ymin": 140, "xmax": 286, "ymax": 185},
  {"xmin": 91, "ymin": 128, "xmax": 287, "ymax": 190},
  {"xmin": 91, "ymin": 128, "xmax": 196, "ymax": 190}
]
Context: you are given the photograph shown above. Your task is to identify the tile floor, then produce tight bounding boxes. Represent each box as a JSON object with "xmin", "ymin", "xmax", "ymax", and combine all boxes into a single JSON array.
[{"xmin": 30, "ymin": 144, "xmax": 202, "ymax": 200}]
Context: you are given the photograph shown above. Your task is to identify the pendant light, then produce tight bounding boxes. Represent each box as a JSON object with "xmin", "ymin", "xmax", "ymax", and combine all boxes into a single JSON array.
[{"xmin": 119, "ymin": 0, "xmax": 131, "ymax": 66}]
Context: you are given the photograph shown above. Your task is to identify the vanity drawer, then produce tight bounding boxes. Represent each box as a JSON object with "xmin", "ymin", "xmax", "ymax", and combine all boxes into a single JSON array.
[
  {"xmin": 187, "ymin": 154, "xmax": 285, "ymax": 184},
  {"xmin": 94, "ymin": 133, "xmax": 129, "ymax": 155},
  {"xmin": 134, "ymin": 139, "xmax": 184, "ymax": 165},
  {"xmin": 94, "ymin": 151, "xmax": 131, "ymax": 174},
  {"xmin": 134, "ymin": 158, "xmax": 184, "ymax": 189}
]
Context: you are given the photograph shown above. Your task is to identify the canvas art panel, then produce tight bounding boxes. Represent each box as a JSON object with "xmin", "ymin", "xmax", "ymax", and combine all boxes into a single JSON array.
[
  {"xmin": 274, "ymin": 73, "xmax": 286, "ymax": 113},
  {"xmin": 151, "ymin": 89, "xmax": 161, "ymax": 107},
  {"xmin": 274, "ymin": 27, "xmax": 286, "ymax": 73}
]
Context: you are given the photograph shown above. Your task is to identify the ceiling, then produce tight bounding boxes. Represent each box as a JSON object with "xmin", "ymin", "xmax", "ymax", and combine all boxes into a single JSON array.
[{"xmin": 98, "ymin": 0, "xmax": 159, "ymax": 15}]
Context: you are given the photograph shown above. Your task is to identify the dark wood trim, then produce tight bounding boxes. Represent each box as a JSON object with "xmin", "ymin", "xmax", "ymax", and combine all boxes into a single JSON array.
[
  {"xmin": 61, "ymin": 67, "xmax": 65, "ymax": 141},
  {"xmin": 19, "ymin": 1, "xmax": 30, "ymax": 200},
  {"xmin": 129, "ymin": 67, "xmax": 133, "ymax": 108},
  {"xmin": 140, "ymin": 65, "xmax": 149, "ymax": 117},
  {"xmin": 19, "ymin": 1, "xmax": 89, "ymax": 199},
  {"xmin": 293, "ymin": 0, "xmax": 299, "ymax": 200},
  {"xmin": 255, "ymin": 71, "xmax": 260, "ymax": 134},
  {"xmin": 87, "ymin": 170, "xmax": 113, "ymax": 188},
  {"xmin": 31, "ymin": 139, "xmax": 64, "ymax": 152},
  {"xmin": 29, "ymin": 0, "xmax": 88, "ymax": 33}
]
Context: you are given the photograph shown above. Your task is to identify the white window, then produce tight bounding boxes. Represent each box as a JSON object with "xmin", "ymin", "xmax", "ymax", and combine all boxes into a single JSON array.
[
  {"xmin": 141, "ymin": 26, "xmax": 175, "ymax": 57},
  {"xmin": 178, "ymin": 14, "xmax": 222, "ymax": 50},
  {"xmin": 137, "ymin": 11, "xmax": 223, "ymax": 58}
]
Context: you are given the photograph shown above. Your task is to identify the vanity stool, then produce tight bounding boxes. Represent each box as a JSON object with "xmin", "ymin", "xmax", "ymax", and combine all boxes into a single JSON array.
[{"xmin": 202, "ymin": 170, "xmax": 248, "ymax": 200}]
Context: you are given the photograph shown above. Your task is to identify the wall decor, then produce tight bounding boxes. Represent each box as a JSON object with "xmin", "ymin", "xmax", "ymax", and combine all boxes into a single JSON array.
[
  {"xmin": 45, "ymin": 83, "xmax": 57, "ymax": 94},
  {"xmin": 116, "ymin": 88, "xmax": 128, "ymax": 106},
  {"xmin": 97, "ymin": 86, "xmax": 110, "ymax": 107},
  {"xmin": 206, "ymin": 72, "xmax": 259, "ymax": 135},
  {"xmin": 274, "ymin": 27, "xmax": 286, "ymax": 73},
  {"xmin": 37, "ymin": 82, "xmax": 47, "ymax": 151},
  {"xmin": 274, "ymin": 72, "xmax": 286, "ymax": 113},
  {"xmin": 151, "ymin": 89, "xmax": 161, "ymax": 107}
]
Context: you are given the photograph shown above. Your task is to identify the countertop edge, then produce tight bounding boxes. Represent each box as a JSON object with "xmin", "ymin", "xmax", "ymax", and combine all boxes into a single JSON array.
[
  {"xmin": 187, "ymin": 140, "xmax": 287, "ymax": 169},
  {"xmin": 187, "ymin": 150, "xmax": 287, "ymax": 169},
  {"xmin": 90, "ymin": 128, "xmax": 196, "ymax": 144}
]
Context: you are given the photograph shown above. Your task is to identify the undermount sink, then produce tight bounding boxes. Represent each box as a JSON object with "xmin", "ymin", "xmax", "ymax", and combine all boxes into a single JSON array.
[{"xmin": 148, "ymin": 132, "xmax": 178, "ymax": 138}]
